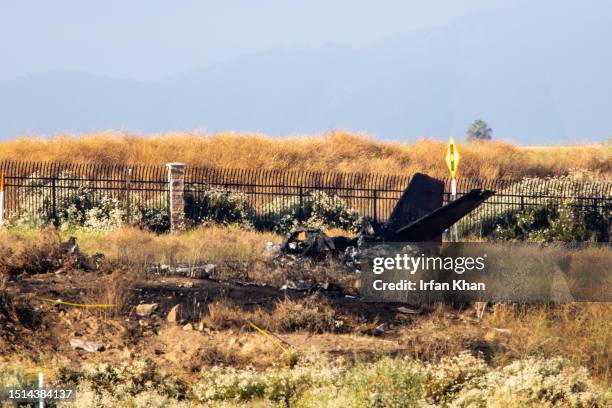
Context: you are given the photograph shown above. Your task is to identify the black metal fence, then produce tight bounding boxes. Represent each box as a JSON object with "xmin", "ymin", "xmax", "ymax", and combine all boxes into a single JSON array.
[
  {"xmin": 1, "ymin": 161, "xmax": 611, "ymax": 238},
  {"xmin": 448, "ymin": 178, "xmax": 612, "ymax": 238},
  {"xmin": 0, "ymin": 162, "xmax": 167, "ymax": 226},
  {"xmin": 184, "ymin": 167, "xmax": 413, "ymax": 226}
]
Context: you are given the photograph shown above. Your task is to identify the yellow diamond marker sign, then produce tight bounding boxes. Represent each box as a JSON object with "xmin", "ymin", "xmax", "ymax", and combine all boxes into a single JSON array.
[{"xmin": 445, "ymin": 138, "xmax": 460, "ymax": 178}]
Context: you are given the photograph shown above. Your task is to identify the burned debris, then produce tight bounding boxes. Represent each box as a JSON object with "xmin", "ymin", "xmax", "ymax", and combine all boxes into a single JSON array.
[
  {"xmin": 280, "ymin": 227, "xmax": 357, "ymax": 260},
  {"xmin": 279, "ymin": 173, "xmax": 494, "ymax": 260}
]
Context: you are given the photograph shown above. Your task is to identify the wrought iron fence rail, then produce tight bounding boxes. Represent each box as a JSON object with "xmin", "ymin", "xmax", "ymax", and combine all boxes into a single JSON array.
[
  {"xmin": 186, "ymin": 181, "xmax": 407, "ymax": 195},
  {"xmin": 186, "ymin": 188, "xmax": 400, "ymax": 201},
  {"xmin": 1, "ymin": 161, "xmax": 610, "ymax": 237},
  {"xmin": 4, "ymin": 181, "xmax": 167, "ymax": 191},
  {"xmin": 450, "ymin": 193, "xmax": 610, "ymax": 202}
]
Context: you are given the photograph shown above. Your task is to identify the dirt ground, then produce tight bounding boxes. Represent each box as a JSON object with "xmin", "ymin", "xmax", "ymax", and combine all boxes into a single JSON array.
[
  {"xmin": 1, "ymin": 269, "xmax": 444, "ymax": 378},
  {"xmin": 2, "ymin": 252, "xmax": 609, "ymax": 395}
]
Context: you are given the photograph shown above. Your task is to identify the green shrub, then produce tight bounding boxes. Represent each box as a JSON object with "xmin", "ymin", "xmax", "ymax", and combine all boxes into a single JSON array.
[
  {"xmin": 191, "ymin": 360, "xmax": 340, "ymax": 405},
  {"xmin": 452, "ymin": 357, "xmax": 603, "ymax": 407},
  {"xmin": 347, "ymin": 357, "xmax": 424, "ymax": 408},
  {"xmin": 260, "ymin": 190, "xmax": 363, "ymax": 233},
  {"xmin": 490, "ymin": 200, "xmax": 609, "ymax": 242},
  {"xmin": 132, "ymin": 201, "xmax": 170, "ymax": 233},
  {"xmin": 5, "ymin": 353, "xmax": 610, "ymax": 407},
  {"xmin": 461, "ymin": 173, "xmax": 610, "ymax": 242},
  {"xmin": 7, "ymin": 172, "xmax": 127, "ymax": 232},
  {"xmin": 420, "ymin": 352, "xmax": 486, "ymax": 404},
  {"xmin": 185, "ymin": 185, "xmax": 254, "ymax": 228},
  {"xmin": 0, "ymin": 364, "xmax": 33, "ymax": 393}
]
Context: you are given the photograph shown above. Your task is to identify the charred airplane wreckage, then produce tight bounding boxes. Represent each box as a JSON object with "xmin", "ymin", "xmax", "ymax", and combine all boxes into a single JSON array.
[{"xmin": 280, "ymin": 173, "xmax": 494, "ymax": 260}]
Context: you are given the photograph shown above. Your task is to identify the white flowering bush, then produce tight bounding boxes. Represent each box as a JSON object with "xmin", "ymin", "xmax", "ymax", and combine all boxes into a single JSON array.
[
  {"xmin": 488, "ymin": 200, "xmax": 609, "ymax": 243},
  {"xmin": 185, "ymin": 185, "xmax": 254, "ymax": 229},
  {"xmin": 56, "ymin": 359, "xmax": 187, "ymax": 406},
  {"xmin": 8, "ymin": 171, "xmax": 128, "ymax": 232},
  {"xmin": 3, "ymin": 353, "xmax": 609, "ymax": 407},
  {"xmin": 64, "ymin": 389, "xmax": 197, "ymax": 408},
  {"xmin": 6, "ymin": 210, "xmax": 49, "ymax": 229},
  {"xmin": 10, "ymin": 188, "xmax": 127, "ymax": 232},
  {"xmin": 261, "ymin": 190, "xmax": 363, "ymax": 233},
  {"xmin": 462, "ymin": 172, "xmax": 611, "ymax": 242},
  {"xmin": 191, "ymin": 357, "xmax": 344, "ymax": 405},
  {"xmin": 346, "ymin": 353, "xmax": 608, "ymax": 408},
  {"xmin": 451, "ymin": 357, "xmax": 603, "ymax": 407},
  {"xmin": 420, "ymin": 352, "xmax": 487, "ymax": 405},
  {"xmin": 80, "ymin": 197, "xmax": 126, "ymax": 232},
  {"xmin": 0, "ymin": 364, "xmax": 32, "ymax": 390},
  {"xmin": 5, "ymin": 170, "xmax": 59, "ymax": 228},
  {"xmin": 132, "ymin": 199, "xmax": 171, "ymax": 233}
]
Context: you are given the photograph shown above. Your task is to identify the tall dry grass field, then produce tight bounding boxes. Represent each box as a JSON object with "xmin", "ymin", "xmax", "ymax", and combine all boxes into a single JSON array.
[{"xmin": 1, "ymin": 131, "xmax": 610, "ymax": 179}]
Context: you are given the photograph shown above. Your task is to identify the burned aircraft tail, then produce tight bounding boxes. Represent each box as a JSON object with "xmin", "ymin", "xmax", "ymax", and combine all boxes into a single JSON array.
[
  {"xmin": 372, "ymin": 172, "xmax": 494, "ymax": 242},
  {"xmin": 281, "ymin": 172, "xmax": 495, "ymax": 258},
  {"xmin": 385, "ymin": 173, "xmax": 445, "ymax": 232},
  {"xmin": 389, "ymin": 188, "xmax": 494, "ymax": 242}
]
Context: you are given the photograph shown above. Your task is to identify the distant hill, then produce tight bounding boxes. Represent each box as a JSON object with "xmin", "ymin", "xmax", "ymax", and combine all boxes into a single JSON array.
[{"xmin": 1, "ymin": 1, "xmax": 611, "ymax": 144}]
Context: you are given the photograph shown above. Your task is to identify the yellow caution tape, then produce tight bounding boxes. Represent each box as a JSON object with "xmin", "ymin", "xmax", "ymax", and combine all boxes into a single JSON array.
[
  {"xmin": 247, "ymin": 320, "xmax": 289, "ymax": 353},
  {"xmin": 36, "ymin": 297, "xmax": 118, "ymax": 308}
]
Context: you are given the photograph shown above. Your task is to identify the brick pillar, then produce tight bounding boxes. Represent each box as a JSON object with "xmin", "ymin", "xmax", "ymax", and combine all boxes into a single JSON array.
[{"xmin": 166, "ymin": 163, "xmax": 185, "ymax": 232}]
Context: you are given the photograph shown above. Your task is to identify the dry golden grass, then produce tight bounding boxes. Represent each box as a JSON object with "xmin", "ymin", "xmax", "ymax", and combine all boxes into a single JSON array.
[
  {"xmin": 2, "ymin": 228, "xmax": 610, "ymax": 382},
  {"xmin": 0, "ymin": 228, "xmax": 63, "ymax": 275},
  {"xmin": 1, "ymin": 131, "xmax": 610, "ymax": 178},
  {"xmin": 397, "ymin": 302, "xmax": 612, "ymax": 383},
  {"xmin": 71, "ymin": 225, "xmax": 280, "ymax": 267},
  {"xmin": 85, "ymin": 270, "xmax": 136, "ymax": 319},
  {"xmin": 198, "ymin": 296, "xmax": 612, "ymax": 382},
  {"xmin": 483, "ymin": 303, "xmax": 611, "ymax": 381},
  {"xmin": 201, "ymin": 295, "xmax": 339, "ymax": 334}
]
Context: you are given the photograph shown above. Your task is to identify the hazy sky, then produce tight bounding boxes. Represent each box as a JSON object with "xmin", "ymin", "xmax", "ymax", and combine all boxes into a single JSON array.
[
  {"xmin": 1, "ymin": 0, "xmax": 515, "ymax": 81},
  {"xmin": 2, "ymin": 0, "xmax": 611, "ymax": 143}
]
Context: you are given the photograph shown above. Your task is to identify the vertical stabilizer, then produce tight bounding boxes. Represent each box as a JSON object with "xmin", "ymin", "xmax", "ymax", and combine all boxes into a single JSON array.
[{"xmin": 386, "ymin": 173, "xmax": 444, "ymax": 233}]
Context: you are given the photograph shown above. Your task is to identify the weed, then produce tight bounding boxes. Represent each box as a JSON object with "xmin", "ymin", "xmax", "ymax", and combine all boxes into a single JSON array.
[{"xmin": 200, "ymin": 295, "xmax": 342, "ymax": 334}]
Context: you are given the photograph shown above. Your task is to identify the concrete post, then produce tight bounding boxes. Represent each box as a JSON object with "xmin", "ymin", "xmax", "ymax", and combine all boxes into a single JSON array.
[{"xmin": 166, "ymin": 163, "xmax": 185, "ymax": 232}]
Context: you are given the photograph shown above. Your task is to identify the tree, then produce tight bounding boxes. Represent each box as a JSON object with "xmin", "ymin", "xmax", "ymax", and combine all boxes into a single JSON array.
[{"xmin": 466, "ymin": 119, "xmax": 493, "ymax": 141}]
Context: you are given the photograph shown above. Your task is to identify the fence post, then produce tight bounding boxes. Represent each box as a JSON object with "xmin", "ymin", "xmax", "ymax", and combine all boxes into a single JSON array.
[
  {"xmin": 592, "ymin": 198, "xmax": 598, "ymax": 231},
  {"xmin": 52, "ymin": 177, "xmax": 58, "ymax": 228},
  {"xmin": 298, "ymin": 186, "xmax": 304, "ymax": 221},
  {"xmin": 126, "ymin": 168, "xmax": 132, "ymax": 224},
  {"xmin": 373, "ymin": 189, "xmax": 378, "ymax": 221},
  {"xmin": 166, "ymin": 163, "xmax": 185, "ymax": 232}
]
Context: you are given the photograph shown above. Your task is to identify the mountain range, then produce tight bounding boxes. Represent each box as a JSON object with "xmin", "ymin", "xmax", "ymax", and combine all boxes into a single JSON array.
[{"xmin": 1, "ymin": 1, "xmax": 611, "ymax": 144}]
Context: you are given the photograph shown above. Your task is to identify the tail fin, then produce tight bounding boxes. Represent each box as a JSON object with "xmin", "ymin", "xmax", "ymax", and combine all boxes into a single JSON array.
[
  {"xmin": 391, "ymin": 188, "xmax": 494, "ymax": 242},
  {"xmin": 386, "ymin": 173, "xmax": 445, "ymax": 232}
]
